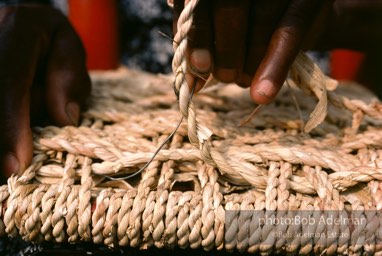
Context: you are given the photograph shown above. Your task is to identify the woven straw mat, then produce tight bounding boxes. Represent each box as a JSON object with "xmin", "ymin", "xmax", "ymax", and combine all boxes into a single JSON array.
[{"xmin": 2, "ymin": 68, "xmax": 382, "ymax": 255}]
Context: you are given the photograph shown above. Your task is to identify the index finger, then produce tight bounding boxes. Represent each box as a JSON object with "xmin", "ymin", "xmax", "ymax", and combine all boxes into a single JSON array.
[{"xmin": 250, "ymin": 0, "xmax": 323, "ymax": 104}]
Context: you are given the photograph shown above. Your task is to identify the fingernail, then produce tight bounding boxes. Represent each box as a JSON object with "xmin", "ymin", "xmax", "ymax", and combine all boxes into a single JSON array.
[
  {"xmin": 66, "ymin": 102, "xmax": 80, "ymax": 126},
  {"xmin": 255, "ymin": 79, "xmax": 275, "ymax": 99},
  {"xmin": 214, "ymin": 68, "xmax": 237, "ymax": 83},
  {"xmin": 2, "ymin": 153, "xmax": 20, "ymax": 177},
  {"xmin": 190, "ymin": 49, "xmax": 211, "ymax": 74}
]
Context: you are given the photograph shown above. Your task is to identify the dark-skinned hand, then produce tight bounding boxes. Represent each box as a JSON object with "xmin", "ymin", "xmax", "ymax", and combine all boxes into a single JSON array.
[
  {"xmin": 173, "ymin": 0, "xmax": 382, "ymax": 103},
  {"xmin": 0, "ymin": 4, "xmax": 91, "ymax": 182}
]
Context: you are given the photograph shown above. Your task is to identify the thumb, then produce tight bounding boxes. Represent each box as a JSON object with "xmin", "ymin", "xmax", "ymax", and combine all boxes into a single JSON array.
[
  {"xmin": 44, "ymin": 15, "xmax": 91, "ymax": 127},
  {"xmin": 0, "ymin": 80, "xmax": 33, "ymax": 181}
]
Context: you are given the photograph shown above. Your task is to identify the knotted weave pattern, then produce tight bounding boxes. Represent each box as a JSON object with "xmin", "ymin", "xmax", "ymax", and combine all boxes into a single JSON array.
[{"xmin": 1, "ymin": 68, "xmax": 382, "ymax": 255}]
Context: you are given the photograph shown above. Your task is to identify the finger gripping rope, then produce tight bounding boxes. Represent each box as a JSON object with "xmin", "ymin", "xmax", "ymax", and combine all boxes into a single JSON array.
[{"xmin": 171, "ymin": 0, "xmax": 342, "ymax": 184}]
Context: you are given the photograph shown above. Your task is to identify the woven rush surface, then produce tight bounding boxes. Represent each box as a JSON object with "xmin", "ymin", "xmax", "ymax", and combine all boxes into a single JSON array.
[{"xmin": 2, "ymin": 68, "xmax": 382, "ymax": 255}]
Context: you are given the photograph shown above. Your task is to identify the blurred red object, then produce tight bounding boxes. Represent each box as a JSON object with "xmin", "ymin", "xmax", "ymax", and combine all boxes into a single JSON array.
[
  {"xmin": 330, "ymin": 49, "xmax": 365, "ymax": 81},
  {"xmin": 68, "ymin": 0, "xmax": 119, "ymax": 70}
]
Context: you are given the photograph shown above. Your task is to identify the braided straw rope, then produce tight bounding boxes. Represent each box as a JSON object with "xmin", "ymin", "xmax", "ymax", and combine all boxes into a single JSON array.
[{"xmin": 1, "ymin": 1, "xmax": 382, "ymax": 254}]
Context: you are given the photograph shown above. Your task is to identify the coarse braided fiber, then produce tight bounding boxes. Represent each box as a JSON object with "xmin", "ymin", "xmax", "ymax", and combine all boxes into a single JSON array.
[{"xmin": 1, "ymin": 68, "xmax": 382, "ymax": 255}]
